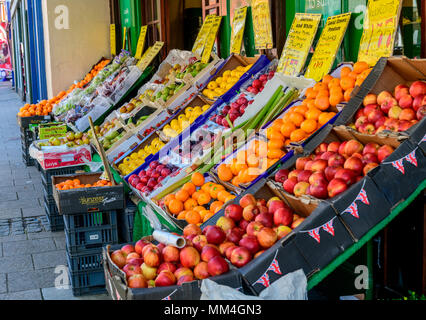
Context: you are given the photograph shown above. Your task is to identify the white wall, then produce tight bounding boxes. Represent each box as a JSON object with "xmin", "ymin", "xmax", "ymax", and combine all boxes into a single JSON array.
[{"xmin": 42, "ymin": 0, "xmax": 110, "ymax": 98}]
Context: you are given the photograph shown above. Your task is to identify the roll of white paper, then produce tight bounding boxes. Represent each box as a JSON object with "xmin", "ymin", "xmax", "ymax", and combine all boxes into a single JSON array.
[{"xmin": 152, "ymin": 230, "xmax": 186, "ymax": 248}]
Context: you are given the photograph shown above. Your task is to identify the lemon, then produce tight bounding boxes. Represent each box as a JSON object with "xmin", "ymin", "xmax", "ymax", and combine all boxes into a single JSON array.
[
  {"xmin": 203, "ymin": 89, "xmax": 212, "ymax": 96},
  {"xmin": 178, "ymin": 114, "xmax": 188, "ymax": 123},
  {"xmin": 207, "ymin": 82, "xmax": 218, "ymax": 90},
  {"xmin": 185, "ymin": 107, "xmax": 194, "ymax": 115},
  {"xmin": 202, "ymin": 105, "xmax": 210, "ymax": 112},
  {"xmin": 227, "ymin": 77, "xmax": 236, "ymax": 84},
  {"xmin": 231, "ymin": 70, "xmax": 238, "ymax": 78},
  {"xmin": 225, "ymin": 83, "xmax": 234, "ymax": 90},
  {"xmin": 236, "ymin": 66, "xmax": 245, "ymax": 72},
  {"xmin": 130, "ymin": 153, "xmax": 139, "ymax": 160},
  {"xmin": 220, "ymin": 81, "xmax": 228, "ymax": 89},
  {"xmin": 223, "ymin": 70, "xmax": 231, "ymax": 78},
  {"xmin": 215, "ymin": 77, "xmax": 224, "ymax": 84}
]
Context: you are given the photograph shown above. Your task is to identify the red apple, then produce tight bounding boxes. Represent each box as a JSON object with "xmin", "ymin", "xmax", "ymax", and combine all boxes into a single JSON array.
[
  {"xmin": 143, "ymin": 247, "xmax": 161, "ymax": 267},
  {"xmin": 309, "ymin": 179, "xmax": 329, "ymax": 199},
  {"xmin": 409, "ymin": 81, "xmax": 426, "ymax": 98},
  {"xmin": 183, "ymin": 224, "xmax": 202, "ymax": 239},
  {"xmin": 328, "ymin": 153, "xmax": 346, "ymax": 167},
  {"xmin": 267, "ymin": 199, "xmax": 285, "ymax": 214},
  {"xmin": 291, "ymin": 218, "xmax": 305, "ymax": 229},
  {"xmin": 283, "ymin": 177, "xmax": 298, "ymax": 194},
  {"xmin": 205, "ymin": 226, "xmax": 226, "ymax": 245},
  {"xmin": 201, "ymin": 245, "xmax": 221, "ymax": 262},
  {"xmin": 412, "ymin": 94, "xmax": 425, "ymax": 111},
  {"xmin": 363, "ymin": 162, "xmax": 379, "ymax": 175},
  {"xmin": 274, "ymin": 169, "xmax": 289, "ymax": 183},
  {"xmin": 417, "ymin": 105, "xmax": 426, "ymax": 120},
  {"xmin": 207, "ymin": 256, "xmax": 229, "ymax": 276},
  {"xmin": 239, "ymin": 235, "xmax": 260, "ymax": 255},
  {"xmin": 384, "ymin": 118, "xmax": 400, "ymax": 131},
  {"xmin": 381, "ymin": 97, "xmax": 398, "ymax": 114},
  {"xmin": 193, "ymin": 262, "xmax": 210, "ymax": 280},
  {"xmin": 296, "ymin": 157, "xmax": 311, "ymax": 170},
  {"xmin": 239, "ymin": 219, "xmax": 249, "ymax": 231},
  {"xmin": 363, "ymin": 104, "xmax": 379, "ymax": 117},
  {"xmin": 294, "ymin": 181, "xmax": 310, "ymax": 197},
  {"xmin": 327, "ymin": 141, "xmax": 341, "ymax": 153},
  {"xmin": 155, "ymin": 270, "xmax": 176, "ymax": 287},
  {"xmin": 344, "ymin": 140, "xmax": 364, "ymax": 156},
  {"xmin": 395, "ymin": 88, "xmax": 410, "ymax": 101},
  {"xmin": 311, "ymin": 159, "xmax": 328, "ymax": 172},
  {"xmin": 128, "ymin": 274, "xmax": 147, "ymax": 288},
  {"xmin": 126, "ymin": 252, "xmax": 140, "ymax": 263},
  {"xmin": 135, "ymin": 239, "xmax": 151, "ymax": 255},
  {"xmin": 225, "ymin": 245, "xmax": 239, "ymax": 260},
  {"xmin": 255, "ymin": 212, "xmax": 274, "ymax": 228},
  {"xmin": 359, "ymin": 123, "xmax": 376, "ymax": 134},
  {"xmin": 174, "ymin": 267, "xmax": 193, "ymax": 280},
  {"xmin": 309, "ymin": 171, "xmax": 327, "ymax": 185},
  {"xmin": 179, "ymin": 247, "xmax": 200, "ymax": 268},
  {"xmin": 297, "ymin": 170, "xmax": 312, "ymax": 183},
  {"xmin": 111, "ymin": 250, "xmax": 127, "ymax": 269},
  {"xmin": 226, "ymin": 227, "xmax": 244, "ymax": 244},
  {"xmin": 273, "ymin": 207, "xmax": 294, "ymax": 226},
  {"xmin": 399, "ymin": 108, "xmax": 416, "ymax": 121},
  {"xmin": 362, "ymin": 153, "xmax": 379, "ymax": 165},
  {"xmin": 192, "ymin": 235, "xmax": 208, "ymax": 252},
  {"xmin": 239, "ymin": 194, "xmax": 256, "ymax": 208},
  {"xmin": 288, "ymin": 169, "xmax": 302, "ymax": 180},
  {"xmin": 121, "ymin": 244, "xmax": 135, "ymax": 255},
  {"xmin": 219, "ymin": 241, "xmax": 236, "ymax": 256},
  {"xmin": 246, "ymin": 221, "xmax": 264, "ymax": 237},
  {"xmin": 388, "ymin": 106, "xmax": 402, "ymax": 119},
  {"xmin": 368, "ymin": 109, "xmax": 385, "ymax": 123},
  {"xmin": 398, "ymin": 94, "xmax": 413, "ymax": 109},
  {"xmin": 344, "ymin": 156, "xmax": 364, "ymax": 175},
  {"xmin": 162, "ymin": 245, "xmax": 180, "ymax": 263},
  {"xmin": 304, "ymin": 160, "xmax": 314, "ymax": 171},
  {"xmin": 338, "ymin": 141, "xmax": 348, "ymax": 156},
  {"xmin": 177, "ymin": 275, "xmax": 195, "ymax": 285},
  {"xmin": 335, "ymin": 168, "xmax": 357, "ymax": 185},
  {"xmin": 327, "ymin": 178, "xmax": 348, "ymax": 198},
  {"xmin": 224, "ymin": 204, "xmax": 243, "ymax": 222},
  {"xmin": 377, "ymin": 91, "xmax": 393, "ymax": 106},
  {"xmin": 230, "ymin": 247, "xmax": 252, "ymax": 268},
  {"xmin": 315, "ymin": 143, "xmax": 328, "ymax": 155},
  {"xmin": 123, "ymin": 264, "xmax": 142, "ymax": 278},
  {"xmin": 355, "ymin": 116, "xmax": 369, "ymax": 129},
  {"xmin": 377, "ymin": 145, "xmax": 394, "ymax": 162},
  {"xmin": 158, "ymin": 262, "xmax": 177, "ymax": 274},
  {"xmin": 325, "ymin": 166, "xmax": 342, "ymax": 181},
  {"xmin": 363, "ymin": 142, "xmax": 380, "ymax": 156},
  {"xmin": 363, "ymin": 93, "xmax": 377, "ymax": 106},
  {"xmin": 276, "ymin": 225, "xmax": 292, "ymax": 239},
  {"xmin": 242, "ymin": 204, "xmax": 259, "ymax": 221},
  {"xmin": 257, "ymin": 227, "xmax": 278, "ymax": 248}
]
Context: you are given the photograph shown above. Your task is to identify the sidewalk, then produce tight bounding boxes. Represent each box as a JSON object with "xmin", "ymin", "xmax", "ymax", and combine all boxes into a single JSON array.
[{"xmin": 0, "ymin": 82, "xmax": 109, "ymax": 300}]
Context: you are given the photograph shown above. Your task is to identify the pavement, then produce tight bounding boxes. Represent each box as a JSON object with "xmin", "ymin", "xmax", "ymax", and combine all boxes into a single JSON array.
[{"xmin": 0, "ymin": 82, "xmax": 109, "ymax": 300}]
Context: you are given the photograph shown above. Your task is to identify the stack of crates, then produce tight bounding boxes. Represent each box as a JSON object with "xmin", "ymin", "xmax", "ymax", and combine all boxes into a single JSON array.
[
  {"xmin": 20, "ymin": 126, "xmax": 35, "ymax": 166},
  {"xmin": 51, "ymin": 172, "xmax": 124, "ymax": 296},
  {"xmin": 117, "ymin": 200, "xmax": 138, "ymax": 243},
  {"xmin": 41, "ymin": 165, "xmax": 85, "ymax": 231}
]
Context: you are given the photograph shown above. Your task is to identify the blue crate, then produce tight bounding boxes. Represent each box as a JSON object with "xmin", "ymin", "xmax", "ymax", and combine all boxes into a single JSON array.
[
  {"xmin": 44, "ymin": 201, "xmax": 64, "ymax": 232},
  {"xmin": 64, "ymin": 210, "xmax": 119, "ymax": 255},
  {"xmin": 118, "ymin": 202, "xmax": 137, "ymax": 243}
]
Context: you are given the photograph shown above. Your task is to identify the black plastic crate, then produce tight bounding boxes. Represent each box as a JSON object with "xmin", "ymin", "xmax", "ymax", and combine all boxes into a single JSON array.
[
  {"xmin": 43, "ymin": 184, "xmax": 55, "ymax": 202},
  {"xmin": 44, "ymin": 201, "xmax": 64, "ymax": 232},
  {"xmin": 117, "ymin": 202, "xmax": 137, "ymax": 243},
  {"xmin": 66, "ymin": 249, "xmax": 106, "ymax": 296},
  {"xmin": 64, "ymin": 211, "xmax": 119, "ymax": 254},
  {"xmin": 40, "ymin": 165, "xmax": 85, "ymax": 184}
]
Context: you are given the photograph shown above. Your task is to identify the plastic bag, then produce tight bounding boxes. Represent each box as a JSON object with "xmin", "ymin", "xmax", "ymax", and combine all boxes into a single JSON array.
[{"xmin": 200, "ymin": 269, "xmax": 307, "ymax": 300}]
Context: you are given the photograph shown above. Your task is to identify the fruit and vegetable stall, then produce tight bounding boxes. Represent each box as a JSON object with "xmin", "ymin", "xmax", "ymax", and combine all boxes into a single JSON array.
[{"xmin": 16, "ymin": 7, "xmax": 426, "ymax": 300}]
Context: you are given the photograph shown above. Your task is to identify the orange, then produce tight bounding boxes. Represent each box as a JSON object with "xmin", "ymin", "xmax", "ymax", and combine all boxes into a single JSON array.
[
  {"xmin": 186, "ymin": 210, "xmax": 201, "ymax": 224},
  {"xmin": 168, "ymin": 199, "xmax": 184, "ymax": 215},
  {"xmin": 177, "ymin": 211, "xmax": 187, "ymax": 220},
  {"xmin": 305, "ymin": 87, "xmax": 318, "ymax": 99},
  {"xmin": 182, "ymin": 182, "xmax": 196, "ymax": 195},
  {"xmin": 217, "ymin": 164, "xmax": 233, "ymax": 182},
  {"xmin": 353, "ymin": 61, "xmax": 369, "ymax": 74},
  {"xmin": 271, "ymin": 118, "xmax": 284, "ymax": 132},
  {"xmin": 247, "ymin": 154, "xmax": 260, "ymax": 167},
  {"xmin": 210, "ymin": 201, "xmax": 224, "ymax": 213},
  {"xmin": 289, "ymin": 112, "xmax": 305, "ymax": 127},
  {"xmin": 201, "ymin": 182, "xmax": 215, "ymax": 193},
  {"xmin": 266, "ymin": 128, "xmax": 284, "ymax": 141},
  {"xmin": 347, "ymin": 71, "xmax": 358, "ymax": 80},
  {"xmin": 224, "ymin": 194, "xmax": 236, "ymax": 203},
  {"xmin": 328, "ymin": 78, "xmax": 340, "ymax": 89},
  {"xmin": 316, "ymin": 89, "xmax": 329, "ymax": 98},
  {"xmin": 329, "ymin": 91, "xmax": 344, "ymax": 107},
  {"xmin": 268, "ymin": 139, "xmax": 284, "ymax": 150},
  {"xmin": 314, "ymin": 96, "xmax": 330, "ymax": 111},
  {"xmin": 203, "ymin": 211, "xmax": 216, "ymax": 222},
  {"xmin": 340, "ymin": 66, "xmax": 352, "ymax": 78},
  {"xmin": 344, "ymin": 88, "xmax": 353, "ymax": 102},
  {"xmin": 184, "ymin": 198, "xmax": 198, "ymax": 211},
  {"xmin": 235, "ymin": 162, "xmax": 248, "ymax": 173},
  {"xmin": 306, "ymin": 99, "xmax": 316, "ymax": 109},
  {"xmin": 313, "ymin": 82, "xmax": 328, "ymax": 91},
  {"xmin": 236, "ymin": 150, "xmax": 247, "ymax": 164},
  {"xmin": 360, "ymin": 68, "xmax": 371, "ymax": 79},
  {"xmin": 255, "ymin": 141, "xmax": 268, "ymax": 158},
  {"xmin": 197, "ymin": 192, "xmax": 211, "ymax": 206},
  {"xmin": 209, "ymin": 184, "xmax": 225, "ymax": 199},
  {"xmin": 217, "ymin": 190, "xmax": 231, "ymax": 203},
  {"xmin": 267, "ymin": 158, "xmax": 279, "ymax": 168},
  {"xmin": 318, "ymin": 112, "xmax": 336, "ymax": 127},
  {"xmin": 193, "ymin": 205, "xmax": 206, "ymax": 213},
  {"xmin": 267, "ymin": 148, "xmax": 285, "ymax": 159},
  {"xmin": 192, "ymin": 191, "xmax": 201, "ymax": 201},
  {"xmin": 199, "ymin": 210, "xmax": 211, "ymax": 220},
  {"xmin": 175, "ymin": 189, "xmax": 190, "ymax": 202},
  {"xmin": 355, "ymin": 78, "xmax": 364, "ymax": 87},
  {"xmin": 293, "ymin": 105, "xmax": 308, "ymax": 114},
  {"xmin": 306, "ymin": 107, "xmax": 322, "ymax": 121},
  {"xmin": 290, "ymin": 129, "xmax": 307, "ymax": 142},
  {"xmin": 340, "ymin": 76, "xmax": 355, "ymax": 91},
  {"xmin": 280, "ymin": 121, "xmax": 296, "ymax": 138},
  {"xmin": 231, "ymin": 176, "xmax": 241, "ymax": 187},
  {"xmin": 301, "ymin": 119, "xmax": 318, "ymax": 134},
  {"xmin": 191, "ymin": 172, "xmax": 205, "ymax": 186},
  {"xmin": 322, "ymin": 74, "xmax": 333, "ymax": 85}
]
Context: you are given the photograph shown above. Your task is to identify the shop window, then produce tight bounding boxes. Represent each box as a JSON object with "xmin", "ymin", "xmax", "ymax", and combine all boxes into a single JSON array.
[
  {"xmin": 141, "ymin": 0, "xmax": 167, "ymax": 48},
  {"xmin": 201, "ymin": 0, "xmax": 226, "ymax": 19}
]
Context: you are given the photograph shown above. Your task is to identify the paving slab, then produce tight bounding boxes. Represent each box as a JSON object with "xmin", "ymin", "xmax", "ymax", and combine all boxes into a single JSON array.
[
  {"xmin": 27, "ymin": 231, "xmax": 64, "ymax": 240},
  {"xmin": 0, "ymin": 233, "xmax": 28, "ymax": 242},
  {"xmin": 7, "ymin": 268, "xmax": 58, "ymax": 293},
  {"xmin": 41, "ymin": 287, "xmax": 110, "ymax": 300},
  {"xmin": 21, "ymin": 207, "xmax": 45, "ymax": 218},
  {"xmin": 0, "ymin": 208, "xmax": 22, "ymax": 219},
  {"xmin": 2, "ymin": 238, "xmax": 57, "ymax": 256},
  {"xmin": 0, "ymin": 273, "xmax": 6, "ymax": 294},
  {"xmin": 32, "ymin": 250, "xmax": 67, "ymax": 269},
  {"xmin": 0, "ymin": 254, "xmax": 33, "ymax": 273},
  {"xmin": 0, "ymin": 289, "xmax": 42, "ymax": 300}
]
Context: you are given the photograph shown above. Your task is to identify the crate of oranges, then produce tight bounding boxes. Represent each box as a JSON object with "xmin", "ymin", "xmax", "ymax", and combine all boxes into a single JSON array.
[
  {"xmin": 52, "ymin": 172, "xmax": 125, "ymax": 215},
  {"xmin": 210, "ymin": 135, "xmax": 291, "ymax": 192},
  {"xmin": 154, "ymin": 172, "xmax": 237, "ymax": 230}
]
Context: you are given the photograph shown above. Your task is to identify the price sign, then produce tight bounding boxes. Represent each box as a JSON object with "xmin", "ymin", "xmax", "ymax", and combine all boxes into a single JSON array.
[
  {"xmin": 230, "ymin": 6, "xmax": 248, "ymax": 54},
  {"xmin": 137, "ymin": 41, "xmax": 164, "ymax": 71},
  {"xmin": 252, "ymin": 0, "xmax": 273, "ymax": 50},
  {"xmin": 110, "ymin": 24, "xmax": 116, "ymax": 56},
  {"xmin": 277, "ymin": 13, "xmax": 321, "ymax": 76},
  {"xmin": 358, "ymin": 0, "xmax": 403, "ymax": 66},
  {"xmin": 192, "ymin": 15, "xmax": 216, "ymax": 57},
  {"xmin": 305, "ymin": 13, "xmax": 351, "ymax": 81},
  {"xmin": 201, "ymin": 15, "xmax": 222, "ymax": 64},
  {"xmin": 39, "ymin": 123, "xmax": 67, "ymax": 140},
  {"xmin": 134, "ymin": 26, "xmax": 148, "ymax": 59},
  {"xmin": 122, "ymin": 27, "xmax": 127, "ymax": 50}
]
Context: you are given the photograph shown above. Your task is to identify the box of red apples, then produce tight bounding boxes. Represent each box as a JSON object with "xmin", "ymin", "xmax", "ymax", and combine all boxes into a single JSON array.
[
  {"xmin": 102, "ymin": 240, "xmax": 245, "ymax": 300},
  {"xmin": 198, "ymin": 176, "xmax": 354, "ymax": 295},
  {"xmin": 335, "ymin": 56, "xmax": 426, "ymax": 145}
]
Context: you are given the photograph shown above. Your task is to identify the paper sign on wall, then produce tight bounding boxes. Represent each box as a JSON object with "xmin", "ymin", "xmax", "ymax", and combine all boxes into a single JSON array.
[
  {"xmin": 251, "ymin": 0, "xmax": 273, "ymax": 50},
  {"xmin": 135, "ymin": 26, "xmax": 148, "ymax": 59},
  {"xmin": 201, "ymin": 15, "xmax": 222, "ymax": 64},
  {"xmin": 110, "ymin": 24, "xmax": 116, "ymax": 57},
  {"xmin": 277, "ymin": 13, "xmax": 321, "ymax": 76},
  {"xmin": 192, "ymin": 15, "xmax": 217, "ymax": 57},
  {"xmin": 137, "ymin": 41, "xmax": 164, "ymax": 71},
  {"xmin": 305, "ymin": 13, "xmax": 351, "ymax": 81},
  {"xmin": 358, "ymin": 0, "xmax": 403, "ymax": 66},
  {"xmin": 230, "ymin": 6, "xmax": 248, "ymax": 54}
]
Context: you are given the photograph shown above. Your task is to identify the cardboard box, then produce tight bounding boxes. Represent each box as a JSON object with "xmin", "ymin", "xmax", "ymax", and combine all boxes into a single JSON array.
[
  {"xmin": 106, "ymin": 131, "xmax": 142, "ymax": 163},
  {"xmin": 30, "ymin": 143, "xmax": 92, "ymax": 170},
  {"xmin": 52, "ymin": 172, "xmax": 125, "ymax": 215}
]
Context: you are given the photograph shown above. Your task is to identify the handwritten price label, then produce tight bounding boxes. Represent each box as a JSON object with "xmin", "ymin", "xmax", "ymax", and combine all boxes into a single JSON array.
[
  {"xmin": 192, "ymin": 15, "xmax": 216, "ymax": 57},
  {"xmin": 137, "ymin": 41, "xmax": 164, "ymax": 71},
  {"xmin": 134, "ymin": 26, "xmax": 148, "ymax": 59},
  {"xmin": 230, "ymin": 7, "xmax": 248, "ymax": 54},
  {"xmin": 110, "ymin": 24, "xmax": 116, "ymax": 56},
  {"xmin": 305, "ymin": 13, "xmax": 351, "ymax": 81},
  {"xmin": 252, "ymin": 0, "xmax": 273, "ymax": 50},
  {"xmin": 277, "ymin": 13, "xmax": 321, "ymax": 76},
  {"xmin": 201, "ymin": 15, "xmax": 222, "ymax": 64},
  {"xmin": 358, "ymin": 0, "xmax": 402, "ymax": 66}
]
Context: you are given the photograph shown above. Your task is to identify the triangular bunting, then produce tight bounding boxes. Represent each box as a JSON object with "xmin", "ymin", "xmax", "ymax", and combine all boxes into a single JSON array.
[
  {"xmin": 267, "ymin": 258, "xmax": 282, "ymax": 275},
  {"xmin": 254, "ymin": 272, "xmax": 270, "ymax": 288},
  {"xmin": 391, "ymin": 158, "xmax": 405, "ymax": 174},
  {"xmin": 356, "ymin": 188, "xmax": 370, "ymax": 205},
  {"xmin": 404, "ymin": 150, "xmax": 418, "ymax": 167},
  {"xmin": 344, "ymin": 202, "xmax": 359, "ymax": 219},
  {"xmin": 322, "ymin": 219, "xmax": 335, "ymax": 236},
  {"xmin": 308, "ymin": 228, "xmax": 321, "ymax": 243}
]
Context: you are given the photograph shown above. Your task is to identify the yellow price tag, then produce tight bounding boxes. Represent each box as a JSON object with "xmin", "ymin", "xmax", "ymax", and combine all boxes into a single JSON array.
[
  {"xmin": 277, "ymin": 13, "xmax": 321, "ymax": 76},
  {"xmin": 110, "ymin": 24, "xmax": 116, "ymax": 56},
  {"xmin": 251, "ymin": 0, "xmax": 273, "ymax": 50},
  {"xmin": 122, "ymin": 27, "xmax": 127, "ymax": 50},
  {"xmin": 201, "ymin": 16, "xmax": 222, "ymax": 64},
  {"xmin": 192, "ymin": 15, "xmax": 216, "ymax": 57},
  {"xmin": 137, "ymin": 41, "xmax": 164, "ymax": 71},
  {"xmin": 135, "ymin": 26, "xmax": 148, "ymax": 59},
  {"xmin": 358, "ymin": 0, "xmax": 402, "ymax": 66},
  {"xmin": 230, "ymin": 7, "xmax": 248, "ymax": 54},
  {"xmin": 305, "ymin": 13, "xmax": 351, "ymax": 81}
]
